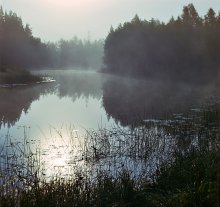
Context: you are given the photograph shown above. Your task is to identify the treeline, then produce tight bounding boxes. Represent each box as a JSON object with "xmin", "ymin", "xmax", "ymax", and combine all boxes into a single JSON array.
[
  {"xmin": 0, "ymin": 7, "xmax": 48, "ymax": 68},
  {"xmin": 56, "ymin": 37, "xmax": 103, "ymax": 69},
  {"xmin": 103, "ymin": 4, "xmax": 220, "ymax": 82},
  {"xmin": 0, "ymin": 6, "xmax": 103, "ymax": 70}
]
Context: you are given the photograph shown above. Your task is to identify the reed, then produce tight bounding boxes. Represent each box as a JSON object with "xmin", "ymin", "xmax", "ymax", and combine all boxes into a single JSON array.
[{"xmin": 0, "ymin": 106, "xmax": 219, "ymax": 206}]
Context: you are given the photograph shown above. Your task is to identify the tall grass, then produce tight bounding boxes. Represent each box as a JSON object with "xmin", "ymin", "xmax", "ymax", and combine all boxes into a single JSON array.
[{"xmin": 0, "ymin": 105, "xmax": 219, "ymax": 206}]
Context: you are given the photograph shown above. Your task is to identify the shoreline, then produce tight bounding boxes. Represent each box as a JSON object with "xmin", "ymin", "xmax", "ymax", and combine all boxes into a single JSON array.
[
  {"xmin": 0, "ymin": 66, "xmax": 55, "ymax": 87},
  {"xmin": 0, "ymin": 77, "xmax": 56, "ymax": 88}
]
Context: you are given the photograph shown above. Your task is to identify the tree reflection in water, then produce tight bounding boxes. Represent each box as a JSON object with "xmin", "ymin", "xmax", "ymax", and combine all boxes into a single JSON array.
[{"xmin": 102, "ymin": 76, "xmax": 218, "ymax": 127}]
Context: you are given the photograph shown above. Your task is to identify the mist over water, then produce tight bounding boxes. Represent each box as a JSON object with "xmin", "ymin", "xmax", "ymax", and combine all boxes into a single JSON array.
[
  {"xmin": 1, "ymin": 69, "xmax": 219, "ymax": 146},
  {"xmin": 1, "ymin": 70, "xmax": 218, "ymax": 131}
]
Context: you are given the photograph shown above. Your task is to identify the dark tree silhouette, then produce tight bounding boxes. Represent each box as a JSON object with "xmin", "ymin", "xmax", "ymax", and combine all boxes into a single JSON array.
[
  {"xmin": 103, "ymin": 4, "xmax": 220, "ymax": 83},
  {"xmin": 0, "ymin": 8, "xmax": 50, "ymax": 69},
  {"xmin": 0, "ymin": 6, "xmax": 103, "ymax": 72}
]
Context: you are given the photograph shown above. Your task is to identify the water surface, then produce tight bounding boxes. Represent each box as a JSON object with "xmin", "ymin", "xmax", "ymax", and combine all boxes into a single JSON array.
[{"xmin": 0, "ymin": 69, "xmax": 219, "ymax": 179}]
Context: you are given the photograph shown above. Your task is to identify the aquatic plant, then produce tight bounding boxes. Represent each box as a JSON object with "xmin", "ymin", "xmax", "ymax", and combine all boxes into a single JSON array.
[{"xmin": 0, "ymin": 105, "xmax": 219, "ymax": 206}]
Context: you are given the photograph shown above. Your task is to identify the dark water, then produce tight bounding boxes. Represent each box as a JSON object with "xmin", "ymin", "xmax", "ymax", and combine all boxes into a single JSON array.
[{"xmin": 0, "ymin": 69, "xmax": 219, "ymax": 178}]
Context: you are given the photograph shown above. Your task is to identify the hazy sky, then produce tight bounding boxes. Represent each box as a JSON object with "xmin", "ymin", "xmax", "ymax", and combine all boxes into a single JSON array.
[{"xmin": 1, "ymin": 0, "xmax": 220, "ymax": 42}]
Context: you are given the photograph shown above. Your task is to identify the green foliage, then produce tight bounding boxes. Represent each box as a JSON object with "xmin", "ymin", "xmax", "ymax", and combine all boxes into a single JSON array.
[{"xmin": 157, "ymin": 151, "xmax": 220, "ymax": 207}]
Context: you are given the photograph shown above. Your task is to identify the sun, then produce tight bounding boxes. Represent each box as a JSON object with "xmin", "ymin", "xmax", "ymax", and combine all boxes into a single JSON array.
[{"xmin": 43, "ymin": 0, "xmax": 91, "ymax": 7}]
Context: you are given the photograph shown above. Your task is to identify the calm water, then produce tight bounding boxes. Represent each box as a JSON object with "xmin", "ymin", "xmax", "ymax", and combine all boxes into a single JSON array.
[
  {"xmin": 0, "ymin": 70, "xmax": 117, "ymax": 178},
  {"xmin": 0, "ymin": 69, "xmax": 219, "ymax": 178},
  {"xmin": 0, "ymin": 70, "xmax": 116, "ymax": 137}
]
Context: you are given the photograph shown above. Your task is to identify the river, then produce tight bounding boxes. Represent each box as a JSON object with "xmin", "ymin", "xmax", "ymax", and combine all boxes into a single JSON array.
[{"xmin": 0, "ymin": 69, "xmax": 219, "ymax": 180}]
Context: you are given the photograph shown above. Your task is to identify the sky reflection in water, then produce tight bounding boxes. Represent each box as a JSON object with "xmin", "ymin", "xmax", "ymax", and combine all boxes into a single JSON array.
[{"xmin": 0, "ymin": 70, "xmax": 219, "ymax": 179}]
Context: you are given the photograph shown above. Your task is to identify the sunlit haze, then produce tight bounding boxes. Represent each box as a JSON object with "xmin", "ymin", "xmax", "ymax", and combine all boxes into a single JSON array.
[{"xmin": 1, "ymin": 0, "xmax": 220, "ymax": 41}]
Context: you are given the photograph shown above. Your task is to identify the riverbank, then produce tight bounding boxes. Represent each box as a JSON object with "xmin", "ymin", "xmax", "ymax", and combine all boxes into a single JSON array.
[
  {"xmin": 0, "ymin": 105, "xmax": 219, "ymax": 206},
  {"xmin": 0, "ymin": 66, "xmax": 42, "ymax": 85},
  {"xmin": 21, "ymin": 150, "xmax": 220, "ymax": 207},
  {"xmin": 0, "ymin": 138, "xmax": 218, "ymax": 207}
]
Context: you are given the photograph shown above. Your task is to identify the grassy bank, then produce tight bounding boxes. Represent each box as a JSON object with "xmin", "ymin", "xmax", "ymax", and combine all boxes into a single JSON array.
[
  {"xmin": 0, "ymin": 105, "xmax": 219, "ymax": 206},
  {"xmin": 0, "ymin": 66, "xmax": 42, "ymax": 85},
  {"xmin": 0, "ymin": 150, "xmax": 218, "ymax": 207}
]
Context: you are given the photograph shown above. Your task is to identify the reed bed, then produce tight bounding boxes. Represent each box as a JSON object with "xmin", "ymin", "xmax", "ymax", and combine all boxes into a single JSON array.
[{"xmin": 0, "ymin": 105, "xmax": 219, "ymax": 206}]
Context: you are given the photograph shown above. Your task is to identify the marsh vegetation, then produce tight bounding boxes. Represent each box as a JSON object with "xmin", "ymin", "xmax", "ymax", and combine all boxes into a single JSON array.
[{"xmin": 0, "ymin": 103, "xmax": 219, "ymax": 206}]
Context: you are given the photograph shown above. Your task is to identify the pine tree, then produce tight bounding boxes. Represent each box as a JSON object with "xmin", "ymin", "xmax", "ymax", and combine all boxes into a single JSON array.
[
  {"xmin": 205, "ymin": 8, "xmax": 216, "ymax": 26},
  {"xmin": 181, "ymin": 4, "xmax": 201, "ymax": 27}
]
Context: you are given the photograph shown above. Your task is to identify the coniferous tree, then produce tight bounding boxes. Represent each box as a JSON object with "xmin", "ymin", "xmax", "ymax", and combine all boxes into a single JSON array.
[
  {"xmin": 103, "ymin": 4, "xmax": 220, "ymax": 83},
  {"xmin": 0, "ymin": 6, "xmax": 103, "ymax": 70},
  {"xmin": 205, "ymin": 8, "xmax": 216, "ymax": 26}
]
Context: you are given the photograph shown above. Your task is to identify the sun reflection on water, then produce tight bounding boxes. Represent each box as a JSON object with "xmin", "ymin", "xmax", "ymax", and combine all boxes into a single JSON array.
[{"xmin": 38, "ymin": 126, "xmax": 86, "ymax": 180}]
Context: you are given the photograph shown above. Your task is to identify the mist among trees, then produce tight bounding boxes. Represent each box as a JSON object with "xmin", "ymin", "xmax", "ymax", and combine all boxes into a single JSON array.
[
  {"xmin": 0, "ymin": 6, "xmax": 103, "ymax": 71},
  {"xmin": 1, "ymin": 4, "xmax": 220, "ymax": 81},
  {"xmin": 103, "ymin": 4, "xmax": 220, "ymax": 82},
  {"xmin": 56, "ymin": 37, "xmax": 103, "ymax": 69}
]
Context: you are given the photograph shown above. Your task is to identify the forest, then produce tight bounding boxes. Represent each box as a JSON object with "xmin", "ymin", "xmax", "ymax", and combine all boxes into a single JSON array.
[
  {"xmin": 0, "ymin": 6, "xmax": 103, "ymax": 71},
  {"xmin": 103, "ymin": 4, "xmax": 220, "ymax": 82},
  {"xmin": 1, "ymin": 4, "xmax": 220, "ymax": 82}
]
